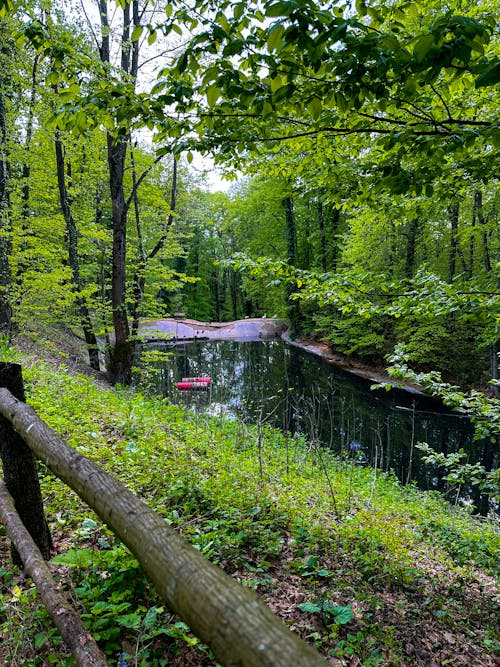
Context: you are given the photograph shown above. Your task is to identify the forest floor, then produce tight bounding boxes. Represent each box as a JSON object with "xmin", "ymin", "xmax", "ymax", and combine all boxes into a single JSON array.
[{"xmin": 0, "ymin": 326, "xmax": 499, "ymax": 667}]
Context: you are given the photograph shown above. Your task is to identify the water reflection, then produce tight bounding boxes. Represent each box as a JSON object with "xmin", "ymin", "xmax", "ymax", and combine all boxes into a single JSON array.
[{"xmin": 139, "ymin": 339, "xmax": 490, "ymax": 498}]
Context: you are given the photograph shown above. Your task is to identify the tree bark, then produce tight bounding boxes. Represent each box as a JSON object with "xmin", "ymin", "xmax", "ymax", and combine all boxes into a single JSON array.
[
  {"xmin": 448, "ymin": 201, "xmax": 459, "ymax": 282},
  {"xmin": 21, "ymin": 54, "xmax": 38, "ymax": 220},
  {"xmin": 0, "ymin": 364, "xmax": 52, "ymax": 563},
  {"xmin": 328, "ymin": 206, "xmax": 341, "ymax": 271},
  {"xmin": 55, "ymin": 133, "xmax": 100, "ymax": 371},
  {"xmin": 0, "ymin": 386, "xmax": 327, "ymax": 667},
  {"xmin": 0, "ymin": 66, "xmax": 12, "ymax": 336},
  {"xmin": 404, "ymin": 217, "xmax": 420, "ymax": 279},
  {"xmin": 474, "ymin": 190, "xmax": 492, "ymax": 273},
  {"xmin": 0, "ymin": 479, "xmax": 108, "ymax": 667},
  {"xmin": 98, "ymin": 0, "xmax": 141, "ymax": 385},
  {"xmin": 317, "ymin": 201, "xmax": 327, "ymax": 271},
  {"xmin": 283, "ymin": 195, "xmax": 301, "ymax": 328},
  {"xmin": 107, "ymin": 134, "xmax": 134, "ymax": 385}
]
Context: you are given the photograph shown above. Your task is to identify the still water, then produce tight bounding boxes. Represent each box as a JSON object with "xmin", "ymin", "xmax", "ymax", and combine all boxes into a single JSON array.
[{"xmin": 139, "ymin": 339, "xmax": 489, "ymax": 498}]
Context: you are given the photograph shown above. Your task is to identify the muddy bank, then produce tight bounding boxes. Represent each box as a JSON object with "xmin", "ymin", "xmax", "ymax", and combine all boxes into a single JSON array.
[{"xmin": 283, "ymin": 332, "xmax": 426, "ymax": 397}]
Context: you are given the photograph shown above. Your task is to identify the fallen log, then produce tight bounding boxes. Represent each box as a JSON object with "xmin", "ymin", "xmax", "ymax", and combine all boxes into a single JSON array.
[
  {"xmin": 0, "ymin": 479, "xmax": 108, "ymax": 667},
  {"xmin": 0, "ymin": 387, "xmax": 327, "ymax": 667}
]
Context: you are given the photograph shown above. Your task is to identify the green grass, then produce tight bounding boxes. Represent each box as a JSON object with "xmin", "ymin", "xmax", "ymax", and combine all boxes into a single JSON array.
[{"xmin": 0, "ymin": 345, "xmax": 498, "ymax": 666}]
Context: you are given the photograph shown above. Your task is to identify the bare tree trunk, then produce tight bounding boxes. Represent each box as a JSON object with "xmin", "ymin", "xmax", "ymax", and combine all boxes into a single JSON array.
[
  {"xmin": 0, "ymin": 364, "xmax": 52, "ymax": 563},
  {"xmin": 0, "ymin": 479, "xmax": 108, "ymax": 667},
  {"xmin": 0, "ymin": 386, "xmax": 327, "ymax": 667},
  {"xmin": 55, "ymin": 133, "xmax": 100, "ymax": 371}
]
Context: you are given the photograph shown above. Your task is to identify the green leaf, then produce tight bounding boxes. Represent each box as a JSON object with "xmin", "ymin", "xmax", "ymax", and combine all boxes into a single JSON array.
[
  {"xmin": 413, "ymin": 34, "xmax": 437, "ymax": 63},
  {"xmin": 267, "ymin": 24, "xmax": 285, "ymax": 52},
  {"xmin": 475, "ymin": 61, "xmax": 500, "ymax": 88},
  {"xmin": 144, "ymin": 606, "xmax": 162, "ymax": 630},
  {"xmin": 323, "ymin": 602, "xmax": 353, "ymax": 624},
  {"xmin": 356, "ymin": 0, "xmax": 367, "ymax": 17},
  {"xmin": 82, "ymin": 518, "xmax": 98, "ymax": 531},
  {"xmin": 308, "ymin": 97, "xmax": 322, "ymax": 120},
  {"xmin": 266, "ymin": 2, "xmax": 298, "ymax": 18},
  {"xmin": 117, "ymin": 613, "xmax": 142, "ymax": 629},
  {"xmin": 0, "ymin": 0, "xmax": 14, "ymax": 17},
  {"xmin": 51, "ymin": 549, "xmax": 95, "ymax": 568},
  {"xmin": 333, "ymin": 606, "xmax": 353, "ymax": 624},
  {"xmin": 131, "ymin": 25, "xmax": 143, "ymax": 41},
  {"xmin": 206, "ymin": 85, "xmax": 220, "ymax": 106},
  {"xmin": 298, "ymin": 601, "xmax": 322, "ymax": 614}
]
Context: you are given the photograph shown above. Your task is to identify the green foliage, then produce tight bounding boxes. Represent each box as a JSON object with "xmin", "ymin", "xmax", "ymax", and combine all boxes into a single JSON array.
[
  {"xmin": 417, "ymin": 442, "xmax": 500, "ymax": 505},
  {"xmin": 298, "ymin": 600, "xmax": 353, "ymax": 626},
  {"xmin": 387, "ymin": 344, "xmax": 500, "ymax": 442}
]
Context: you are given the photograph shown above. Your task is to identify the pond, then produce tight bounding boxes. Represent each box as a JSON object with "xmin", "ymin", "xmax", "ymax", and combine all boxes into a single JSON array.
[{"xmin": 139, "ymin": 339, "xmax": 492, "ymax": 504}]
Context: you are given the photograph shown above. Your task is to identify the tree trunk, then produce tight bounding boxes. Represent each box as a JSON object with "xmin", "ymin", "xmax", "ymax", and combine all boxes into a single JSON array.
[
  {"xmin": 0, "ymin": 72, "xmax": 12, "ymax": 336},
  {"xmin": 0, "ymin": 364, "xmax": 52, "ymax": 563},
  {"xmin": 404, "ymin": 217, "xmax": 420, "ymax": 279},
  {"xmin": 107, "ymin": 135, "xmax": 134, "ymax": 384},
  {"xmin": 99, "ymin": 0, "xmax": 141, "ymax": 385},
  {"xmin": 55, "ymin": 133, "xmax": 100, "ymax": 371},
  {"xmin": 0, "ymin": 386, "xmax": 327, "ymax": 667},
  {"xmin": 317, "ymin": 201, "xmax": 327, "ymax": 271},
  {"xmin": 0, "ymin": 479, "xmax": 108, "ymax": 667},
  {"xmin": 283, "ymin": 195, "xmax": 301, "ymax": 328},
  {"xmin": 491, "ymin": 340, "xmax": 499, "ymax": 398},
  {"xmin": 21, "ymin": 54, "xmax": 38, "ymax": 220},
  {"xmin": 329, "ymin": 206, "xmax": 341, "ymax": 271},
  {"xmin": 474, "ymin": 190, "xmax": 492, "ymax": 273},
  {"xmin": 448, "ymin": 201, "xmax": 459, "ymax": 282}
]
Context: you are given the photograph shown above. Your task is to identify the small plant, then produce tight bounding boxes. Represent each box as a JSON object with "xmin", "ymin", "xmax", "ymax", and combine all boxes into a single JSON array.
[
  {"xmin": 298, "ymin": 600, "xmax": 353, "ymax": 626},
  {"xmin": 416, "ymin": 442, "xmax": 500, "ymax": 506}
]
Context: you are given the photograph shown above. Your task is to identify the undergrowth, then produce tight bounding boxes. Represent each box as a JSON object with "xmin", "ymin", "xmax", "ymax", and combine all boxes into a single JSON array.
[{"xmin": 0, "ymin": 346, "xmax": 498, "ymax": 666}]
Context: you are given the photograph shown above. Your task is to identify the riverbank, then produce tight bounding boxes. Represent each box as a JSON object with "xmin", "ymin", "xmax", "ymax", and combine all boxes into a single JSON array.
[{"xmin": 1, "ymin": 342, "xmax": 498, "ymax": 666}]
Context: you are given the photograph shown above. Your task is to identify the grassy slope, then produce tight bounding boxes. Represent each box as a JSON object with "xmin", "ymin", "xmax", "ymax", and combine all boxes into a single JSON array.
[{"xmin": 0, "ymin": 343, "xmax": 498, "ymax": 666}]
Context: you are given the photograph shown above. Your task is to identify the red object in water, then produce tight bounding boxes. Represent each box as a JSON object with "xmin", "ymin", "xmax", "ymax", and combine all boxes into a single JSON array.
[
  {"xmin": 177, "ymin": 381, "xmax": 210, "ymax": 391},
  {"xmin": 181, "ymin": 376, "xmax": 211, "ymax": 385}
]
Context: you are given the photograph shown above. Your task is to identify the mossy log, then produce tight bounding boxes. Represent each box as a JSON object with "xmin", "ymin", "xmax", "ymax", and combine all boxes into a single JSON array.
[
  {"xmin": 0, "ymin": 479, "xmax": 108, "ymax": 666},
  {"xmin": 0, "ymin": 386, "xmax": 327, "ymax": 667}
]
